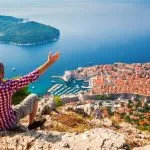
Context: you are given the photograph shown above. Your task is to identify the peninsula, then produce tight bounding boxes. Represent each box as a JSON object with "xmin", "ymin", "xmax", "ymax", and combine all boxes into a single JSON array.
[{"xmin": 0, "ymin": 15, "xmax": 60, "ymax": 45}]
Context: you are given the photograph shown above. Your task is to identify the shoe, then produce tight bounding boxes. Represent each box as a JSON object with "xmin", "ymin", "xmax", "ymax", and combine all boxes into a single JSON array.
[{"xmin": 28, "ymin": 118, "xmax": 46, "ymax": 130}]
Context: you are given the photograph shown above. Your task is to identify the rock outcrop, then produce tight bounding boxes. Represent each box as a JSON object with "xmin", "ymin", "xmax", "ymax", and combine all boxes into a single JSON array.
[
  {"xmin": 65, "ymin": 101, "xmax": 101, "ymax": 118},
  {"xmin": 133, "ymin": 145, "xmax": 150, "ymax": 150},
  {"xmin": 0, "ymin": 97, "xmax": 149, "ymax": 150},
  {"xmin": 37, "ymin": 97, "xmax": 56, "ymax": 115},
  {"xmin": 0, "ymin": 128, "xmax": 127, "ymax": 150}
]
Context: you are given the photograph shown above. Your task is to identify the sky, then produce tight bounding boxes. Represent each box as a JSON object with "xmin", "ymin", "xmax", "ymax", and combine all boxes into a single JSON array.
[{"xmin": 0, "ymin": 0, "xmax": 150, "ymax": 40}]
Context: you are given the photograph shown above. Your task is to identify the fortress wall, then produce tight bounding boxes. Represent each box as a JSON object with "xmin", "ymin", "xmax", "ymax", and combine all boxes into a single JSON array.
[
  {"xmin": 60, "ymin": 93, "xmax": 150, "ymax": 103},
  {"xmin": 61, "ymin": 96, "xmax": 79, "ymax": 103},
  {"xmin": 82, "ymin": 93, "xmax": 150, "ymax": 101}
]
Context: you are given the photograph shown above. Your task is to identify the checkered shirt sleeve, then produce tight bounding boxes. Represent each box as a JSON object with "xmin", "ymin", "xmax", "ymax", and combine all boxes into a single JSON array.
[{"xmin": 9, "ymin": 69, "xmax": 39, "ymax": 92}]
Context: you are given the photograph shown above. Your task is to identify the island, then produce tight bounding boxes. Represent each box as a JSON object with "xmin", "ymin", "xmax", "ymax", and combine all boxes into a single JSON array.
[{"xmin": 0, "ymin": 15, "xmax": 60, "ymax": 45}]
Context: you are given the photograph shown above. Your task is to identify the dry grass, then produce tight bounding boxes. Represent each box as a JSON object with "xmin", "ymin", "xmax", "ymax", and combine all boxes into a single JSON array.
[
  {"xmin": 45, "ymin": 111, "xmax": 93, "ymax": 133},
  {"xmin": 20, "ymin": 106, "xmax": 98, "ymax": 133}
]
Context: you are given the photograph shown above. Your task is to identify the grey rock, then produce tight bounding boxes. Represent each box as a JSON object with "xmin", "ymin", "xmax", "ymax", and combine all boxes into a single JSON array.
[
  {"xmin": 41, "ymin": 104, "xmax": 51, "ymax": 115},
  {"xmin": 62, "ymin": 142, "xmax": 70, "ymax": 148},
  {"xmin": 84, "ymin": 103, "xmax": 94, "ymax": 116},
  {"xmin": 49, "ymin": 98, "xmax": 56, "ymax": 111}
]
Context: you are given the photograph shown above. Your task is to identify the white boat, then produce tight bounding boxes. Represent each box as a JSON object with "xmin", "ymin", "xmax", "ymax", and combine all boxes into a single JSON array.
[
  {"xmin": 75, "ymin": 85, "xmax": 79, "ymax": 87},
  {"xmin": 76, "ymin": 79, "xmax": 83, "ymax": 81},
  {"xmin": 12, "ymin": 67, "xmax": 16, "ymax": 71},
  {"xmin": 81, "ymin": 85, "xmax": 91, "ymax": 89},
  {"xmin": 51, "ymin": 80, "xmax": 56, "ymax": 83}
]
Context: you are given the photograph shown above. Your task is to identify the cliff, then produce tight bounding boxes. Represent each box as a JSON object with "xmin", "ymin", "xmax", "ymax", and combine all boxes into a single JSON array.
[
  {"xmin": 0, "ymin": 128, "xmax": 127, "ymax": 150},
  {"xmin": 0, "ymin": 97, "xmax": 149, "ymax": 150}
]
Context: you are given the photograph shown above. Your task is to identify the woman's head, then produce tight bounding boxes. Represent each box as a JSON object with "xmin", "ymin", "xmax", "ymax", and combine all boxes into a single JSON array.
[{"xmin": 0, "ymin": 62, "xmax": 4, "ymax": 80}]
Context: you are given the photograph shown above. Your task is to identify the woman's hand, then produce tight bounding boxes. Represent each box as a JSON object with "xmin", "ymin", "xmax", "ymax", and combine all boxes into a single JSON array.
[
  {"xmin": 37, "ymin": 51, "xmax": 60, "ymax": 75},
  {"xmin": 47, "ymin": 51, "xmax": 60, "ymax": 65}
]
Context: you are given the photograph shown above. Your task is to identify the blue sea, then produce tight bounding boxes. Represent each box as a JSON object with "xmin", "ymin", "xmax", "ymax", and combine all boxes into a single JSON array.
[{"xmin": 0, "ymin": 0, "xmax": 150, "ymax": 95}]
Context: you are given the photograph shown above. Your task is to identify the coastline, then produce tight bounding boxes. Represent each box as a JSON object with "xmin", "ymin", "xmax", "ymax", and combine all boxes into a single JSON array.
[
  {"xmin": 0, "ymin": 15, "xmax": 60, "ymax": 45},
  {"xmin": 0, "ymin": 38, "xmax": 59, "ymax": 46},
  {"xmin": 47, "ymin": 62, "xmax": 150, "ymax": 97}
]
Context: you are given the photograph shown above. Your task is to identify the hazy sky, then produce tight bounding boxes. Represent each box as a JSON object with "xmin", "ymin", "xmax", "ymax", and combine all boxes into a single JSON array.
[{"xmin": 0, "ymin": 0, "xmax": 150, "ymax": 40}]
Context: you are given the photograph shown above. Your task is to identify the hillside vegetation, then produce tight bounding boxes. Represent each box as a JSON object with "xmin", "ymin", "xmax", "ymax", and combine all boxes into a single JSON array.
[{"xmin": 0, "ymin": 15, "xmax": 60, "ymax": 45}]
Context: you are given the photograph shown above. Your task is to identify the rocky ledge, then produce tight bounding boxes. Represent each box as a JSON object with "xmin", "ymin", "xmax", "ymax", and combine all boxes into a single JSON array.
[
  {"xmin": 0, "ymin": 97, "xmax": 149, "ymax": 150},
  {"xmin": 0, "ymin": 128, "xmax": 127, "ymax": 150}
]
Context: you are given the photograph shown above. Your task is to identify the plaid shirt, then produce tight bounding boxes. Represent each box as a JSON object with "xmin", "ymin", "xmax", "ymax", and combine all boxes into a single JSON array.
[{"xmin": 0, "ymin": 70, "xmax": 39, "ymax": 130}]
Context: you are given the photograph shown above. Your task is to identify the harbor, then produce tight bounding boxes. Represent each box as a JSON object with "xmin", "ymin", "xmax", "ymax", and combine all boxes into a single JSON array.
[{"xmin": 47, "ymin": 78, "xmax": 91, "ymax": 97}]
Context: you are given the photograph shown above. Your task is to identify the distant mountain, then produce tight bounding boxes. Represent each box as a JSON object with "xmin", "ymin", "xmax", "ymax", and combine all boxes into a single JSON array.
[{"xmin": 0, "ymin": 15, "xmax": 60, "ymax": 45}]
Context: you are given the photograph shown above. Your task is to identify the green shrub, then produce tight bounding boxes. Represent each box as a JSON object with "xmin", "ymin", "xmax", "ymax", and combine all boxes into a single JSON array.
[
  {"xmin": 54, "ymin": 96, "xmax": 63, "ymax": 107},
  {"xmin": 0, "ymin": 15, "xmax": 60, "ymax": 44},
  {"xmin": 124, "ymin": 115, "xmax": 131, "ymax": 123},
  {"xmin": 128, "ymin": 100, "xmax": 131, "ymax": 103},
  {"xmin": 96, "ymin": 95, "xmax": 112, "ymax": 100},
  {"xmin": 137, "ymin": 125, "xmax": 150, "ymax": 132},
  {"xmin": 12, "ymin": 86, "xmax": 30, "ymax": 105},
  {"xmin": 131, "ymin": 119, "xmax": 139, "ymax": 125},
  {"xmin": 112, "ymin": 120, "xmax": 120, "ymax": 129},
  {"xmin": 143, "ymin": 104, "xmax": 150, "ymax": 112}
]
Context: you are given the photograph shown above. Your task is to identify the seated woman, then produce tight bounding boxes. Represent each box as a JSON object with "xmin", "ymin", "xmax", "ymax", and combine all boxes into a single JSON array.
[{"xmin": 0, "ymin": 51, "xmax": 60, "ymax": 130}]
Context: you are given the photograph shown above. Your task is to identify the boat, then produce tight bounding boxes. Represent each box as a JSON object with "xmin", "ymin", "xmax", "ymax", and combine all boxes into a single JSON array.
[
  {"xmin": 51, "ymin": 80, "xmax": 56, "ymax": 83},
  {"xmin": 81, "ymin": 85, "xmax": 91, "ymax": 89},
  {"xmin": 76, "ymin": 79, "xmax": 83, "ymax": 81},
  {"xmin": 12, "ymin": 67, "xmax": 16, "ymax": 71}
]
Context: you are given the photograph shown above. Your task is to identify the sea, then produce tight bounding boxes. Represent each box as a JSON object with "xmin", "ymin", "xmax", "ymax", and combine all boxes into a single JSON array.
[{"xmin": 0, "ymin": 0, "xmax": 150, "ymax": 96}]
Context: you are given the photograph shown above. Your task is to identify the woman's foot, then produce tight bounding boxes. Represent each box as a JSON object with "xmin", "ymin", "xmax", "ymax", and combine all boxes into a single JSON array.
[{"xmin": 28, "ymin": 118, "xmax": 46, "ymax": 130}]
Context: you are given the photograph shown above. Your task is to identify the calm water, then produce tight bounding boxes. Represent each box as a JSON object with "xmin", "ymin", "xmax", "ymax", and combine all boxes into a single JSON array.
[{"xmin": 0, "ymin": 0, "xmax": 150, "ymax": 95}]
